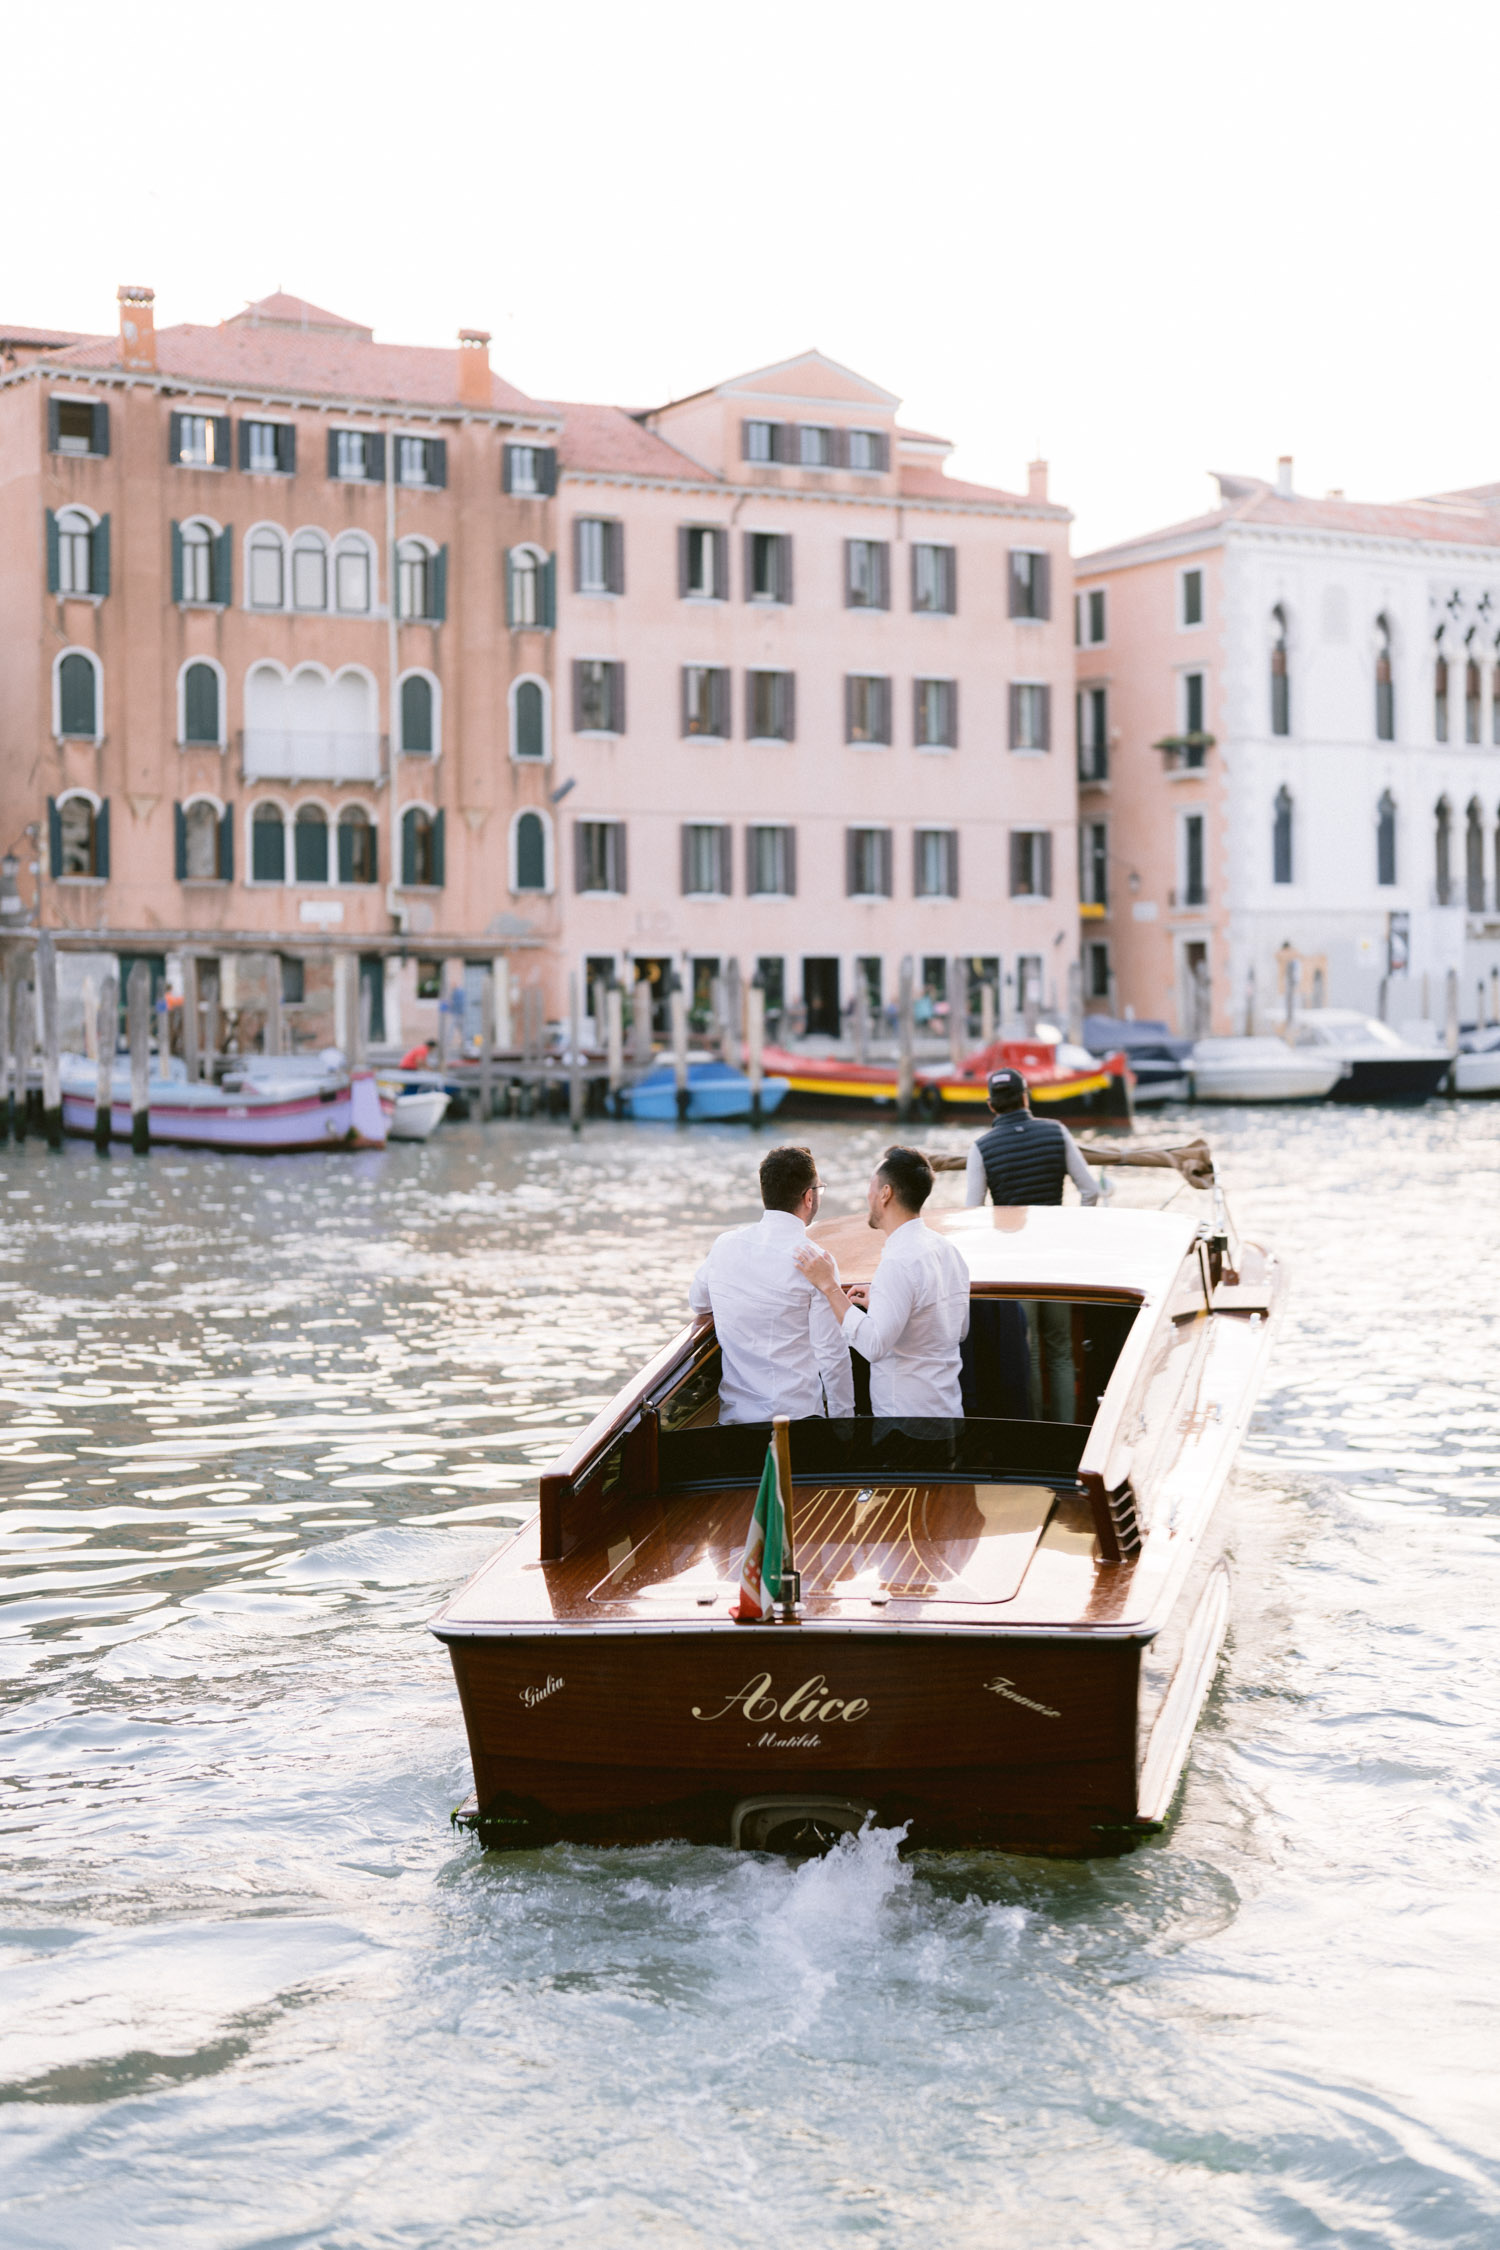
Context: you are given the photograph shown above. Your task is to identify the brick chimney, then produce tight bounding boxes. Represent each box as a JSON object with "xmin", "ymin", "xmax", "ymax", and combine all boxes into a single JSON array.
[
  {"xmin": 1276, "ymin": 454, "xmax": 1293, "ymax": 498},
  {"xmin": 458, "ymin": 328, "xmax": 492, "ymax": 407},
  {"xmin": 118, "ymin": 285, "xmax": 156, "ymax": 371},
  {"xmin": 1027, "ymin": 458, "xmax": 1049, "ymax": 501}
]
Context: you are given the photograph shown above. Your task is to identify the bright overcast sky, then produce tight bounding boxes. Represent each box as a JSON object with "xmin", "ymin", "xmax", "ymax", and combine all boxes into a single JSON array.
[{"xmin": 9, "ymin": 0, "xmax": 1497, "ymax": 553}]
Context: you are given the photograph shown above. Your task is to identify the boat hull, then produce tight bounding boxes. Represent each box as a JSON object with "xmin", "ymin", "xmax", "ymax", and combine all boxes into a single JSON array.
[
  {"xmin": 1324, "ymin": 1056, "xmax": 1450, "ymax": 1102},
  {"xmin": 1454, "ymin": 1050, "xmax": 1500, "ymax": 1095},
  {"xmin": 61, "ymin": 1070, "xmax": 388, "ymax": 1151},
  {"xmin": 616, "ymin": 1075, "xmax": 790, "ymax": 1121},
  {"xmin": 1189, "ymin": 1065, "xmax": 1338, "ymax": 1102}
]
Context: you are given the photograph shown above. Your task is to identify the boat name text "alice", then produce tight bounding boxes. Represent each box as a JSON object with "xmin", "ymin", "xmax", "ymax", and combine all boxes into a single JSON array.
[
  {"xmin": 985, "ymin": 1676, "xmax": 1060, "ymax": 1719},
  {"xmin": 692, "ymin": 1672, "xmax": 870, "ymax": 1725},
  {"xmin": 520, "ymin": 1676, "xmax": 565, "ymax": 1708}
]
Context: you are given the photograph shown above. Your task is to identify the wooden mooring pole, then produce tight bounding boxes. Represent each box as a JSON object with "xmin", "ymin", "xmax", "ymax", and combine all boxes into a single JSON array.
[
  {"xmin": 746, "ymin": 980, "xmax": 765, "ymax": 1127},
  {"xmin": 127, "ymin": 960, "xmax": 151, "ymax": 1154},
  {"xmin": 671, "ymin": 977, "xmax": 689, "ymax": 1122},
  {"xmin": 897, "ymin": 955, "xmax": 915, "ymax": 1122},
  {"xmin": 37, "ymin": 932, "xmax": 62, "ymax": 1148},
  {"xmin": 606, "ymin": 985, "xmax": 624, "ymax": 1098},
  {"xmin": 0, "ymin": 961, "xmax": 13, "ymax": 1145},
  {"xmin": 479, "ymin": 969, "xmax": 495, "ymax": 1121},
  {"xmin": 95, "ymin": 971, "xmax": 117, "ymax": 1152},
  {"xmin": 568, "ymin": 971, "xmax": 584, "ymax": 1134},
  {"xmin": 13, "ymin": 980, "xmax": 35, "ymax": 1140}
]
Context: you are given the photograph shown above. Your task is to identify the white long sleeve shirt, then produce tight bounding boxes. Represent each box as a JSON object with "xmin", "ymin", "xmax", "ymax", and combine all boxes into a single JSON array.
[
  {"xmin": 964, "ymin": 1126, "xmax": 1101, "ymax": 1207},
  {"xmin": 689, "ymin": 1209, "xmax": 856, "ymax": 1424},
  {"xmin": 840, "ymin": 1218, "xmax": 971, "ymax": 1416}
]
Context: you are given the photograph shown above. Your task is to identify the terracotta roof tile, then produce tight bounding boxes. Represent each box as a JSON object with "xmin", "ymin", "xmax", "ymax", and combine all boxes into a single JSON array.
[
  {"xmin": 1081, "ymin": 477, "xmax": 1500, "ymax": 566},
  {"xmin": 899, "ymin": 463, "xmax": 1063, "ymax": 513},
  {"xmin": 552, "ymin": 401, "xmax": 724, "ymax": 481},
  {"xmin": 1, "ymin": 323, "xmax": 104, "ymax": 349},
  {"xmin": 227, "ymin": 293, "xmax": 373, "ymax": 336}
]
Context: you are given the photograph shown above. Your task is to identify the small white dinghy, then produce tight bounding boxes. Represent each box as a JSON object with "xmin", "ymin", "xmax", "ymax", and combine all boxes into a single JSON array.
[{"xmin": 386, "ymin": 1085, "xmax": 451, "ymax": 1139}]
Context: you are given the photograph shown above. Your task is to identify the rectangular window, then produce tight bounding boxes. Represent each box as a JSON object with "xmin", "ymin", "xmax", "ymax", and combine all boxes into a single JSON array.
[
  {"xmin": 913, "ymin": 828, "xmax": 958, "ymax": 898},
  {"xmin": 1082, "ymin": 819, "xmax": 1108, "ymax": 908},
  {"xmin": 242, "ymin": 420, "xmax": 293, "ymax": 474},
  {"xmin": 1182, "ymin": 670, "xmax": 1208, "ymax": 767},
  {"xmin": 1076, "ymin": 587, "xmax": 1106, "ymax": 644},
  {"xmin": 1182, "ymin": 567, "xmax": 1204, "ymax": 627},
  {"xmin": 1183, "ymin": 812, "xmax": 1207, "ymax": 905},
  {"xmin": 846, "ymin": 428, "xmax": 888, "ymax": 472},
  {"xmin": 53, "ymin": 399, "xmax": 108, "ymax": 457},
  {"xmin": 1009, "ymin": 830, "xmax": 1053, "ymax": 898},
  {"xmin": 846, "ymin": 826, "xmax": 893, "ymax": 899},
  {"xmin": 911, "ymin": 543, "xmax": 956, "ymax": 614},
  {"xmin": 747, "ymin": 825, "xmax": 795, "ymax": 897},
  {"xmin": 574, "ymin": 517, "xmax": 624, "ymax": 595},
  {"xmin": 914, "ymin": 677, "xmax": 957, "ymax": 750},
  {"xmin": 798, "ymin": 425, "xmax": 832, "ymax": 468},
  {"xmin": 336, "ymin": 430, "xmax": 368, "ymax": 480},
  {"xmin": 504, "ymin": 444, "xmax": 555, "ymax": 494},
  {"xmin": 1009, "ymin": 682, "xmax": 1051, "ymax": 751},
  {"xmin": 742, "ymin": 420, "xmax": 785, "ymax": 464},
  {"xmin": 681, "ymin": 823, "xmax": 732, "ymax": 897},
  {"xmin": 845, "ymin": 674, "xmax": 892, "ymax": 746},
  {"xmin": 746, "ymin": 670, "xmax": 795, "ymax": 741},
  {"xmin": 575, "ymin": 820, "xmax": 627, "ymax": 894},
  {"xmin": 682, "ymin": 665, "xmax": 731, "ymax": 739},
  {"xmin": 1008, "ymin": 549, "xmax": 1050, "ymax": 620},
  {"xmin": 1086, "ymin": 940, "xmax": 1111, "ymax": 1001},
  {"xmin": 573, "ymin": 659, "xmax": 626, "ymax": 735},
  {"xmin": 745, "ymin": 531, "xmax": 792, "ymax": 603},
  {"xmin": 856, "ymin": 956, "xmax": 882, "ymax": 1016},
  {"xmin": 173, "ymin": 412, "xmax": 229, "ymax": 469},
  {"xmin": 680, "ymin": 525, "xmax": 727, "ymax": 599},
  {"xmin": 845, "ymin": 539, "xmax": 890, "ymax": 609},
  {"xmin": 1077, "ymin": 685, "xmax": 1108, "ymax": 780},
  {"xmin": 756, "ymin": 956, "xmax": 786, "ymax": 1017},
  {"xmin": 398, "ymin": 436, "xmax": 431, "ymax": 486}
]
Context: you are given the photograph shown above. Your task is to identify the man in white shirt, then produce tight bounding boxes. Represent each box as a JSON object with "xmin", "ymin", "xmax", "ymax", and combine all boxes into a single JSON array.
[
  {"xmin": 689, "ymin": 1145, "xmax": 856, "ymax": 1424},
  {"xmin": 794, "ymin": 1146, "xmax": 970, "ymax": 1417}
]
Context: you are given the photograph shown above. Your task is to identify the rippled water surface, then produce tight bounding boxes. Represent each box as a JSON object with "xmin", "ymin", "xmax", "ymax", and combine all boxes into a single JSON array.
[{"xmin": 2, "ymin": 1108, "xmax": 1498, "ymax": 2247}]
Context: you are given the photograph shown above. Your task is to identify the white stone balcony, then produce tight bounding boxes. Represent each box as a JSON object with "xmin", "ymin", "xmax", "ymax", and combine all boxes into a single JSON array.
[{"xmin": 239, "ymin": 730, "xmax": 386, "ymax": 783}]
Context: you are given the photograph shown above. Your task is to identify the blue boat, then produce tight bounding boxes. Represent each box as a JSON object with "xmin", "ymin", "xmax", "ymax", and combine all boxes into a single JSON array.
[{"xmin": 613, "ymin": 1059, "xmax": 790, "ymax": 1121}]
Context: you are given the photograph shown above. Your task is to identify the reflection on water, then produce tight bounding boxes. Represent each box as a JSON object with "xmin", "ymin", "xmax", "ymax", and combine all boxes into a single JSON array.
[{"xmin": 2, "ymin": 1109, "xmax": 1499, "ymax": 2246}]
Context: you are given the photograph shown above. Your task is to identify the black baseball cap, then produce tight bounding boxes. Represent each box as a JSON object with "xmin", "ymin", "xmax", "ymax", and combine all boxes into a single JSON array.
[{"xmin": 986, "ymin": 1068, "xmax": 1028, "ymax": 1111}]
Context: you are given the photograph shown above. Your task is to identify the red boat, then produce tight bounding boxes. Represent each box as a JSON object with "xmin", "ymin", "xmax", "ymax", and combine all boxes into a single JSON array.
[{"xmin": 762, "ymin": 1037, "xmax": 1132, "ymax": 1121}]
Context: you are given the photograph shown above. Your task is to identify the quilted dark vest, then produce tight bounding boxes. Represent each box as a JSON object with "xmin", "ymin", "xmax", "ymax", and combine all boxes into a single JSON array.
[{"xmin": 976, "ymin": 1111, "xmax": 1068, "ymax": 1205}]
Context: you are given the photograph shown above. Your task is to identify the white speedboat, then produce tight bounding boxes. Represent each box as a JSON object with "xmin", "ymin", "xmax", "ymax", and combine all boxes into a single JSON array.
[
  {"xmin": 1188, "ymin": 1037, "xmax": 1345, "ymax": 1103},
  {"xmin": 1285, "ymin": 1010, "xmax": 1451, "ymax": 1103},
  {"xmin": 1454, "ymin": 1026, "xmax": 1500, "ymax": 1096}
]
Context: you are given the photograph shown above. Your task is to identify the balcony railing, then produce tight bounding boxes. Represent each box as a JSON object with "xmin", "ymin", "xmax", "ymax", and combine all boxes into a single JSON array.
[{"xmin": 239, "ymin": 730, "xmax": 386, "ymax": 783}]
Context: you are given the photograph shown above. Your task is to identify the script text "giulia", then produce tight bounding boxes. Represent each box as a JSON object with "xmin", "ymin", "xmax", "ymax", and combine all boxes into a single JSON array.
[
  {"xmin": 520, "ymin": 1676, "xmax": 564, "ymax": 1708},
  {"xmin": 692, "ymin": 1672, "xmax": 869, "ymax": 1724}
]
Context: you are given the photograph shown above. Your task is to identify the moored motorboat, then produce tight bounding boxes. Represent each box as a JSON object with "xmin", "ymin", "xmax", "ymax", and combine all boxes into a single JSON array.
[
  {"xmin": 1453, "ymin": 1025, "xmax": 1500, "ymax": 1096},
  {"xmin": 1285, "ymin": 1009, "xmax": 1452, "ymax": 1102},
  {"xmin": 61, "ymin": 1052, "xmax": 389, "ymax": 1151},
  {"xmin": 1188, "ymin": 1036, "xmax": 1345, "ymax": 1103},
  {"xmin": 612, "ymin": 1059, "xmax": 790, "ymax": 1122},
  {"xmin": 1081, "ymin": 1016, "xmax": 1192, "ymax": 1105},
  {"xmin": 430, "ymin": 1184, "xmax": 1283, "ymax": 1858},
  {"xmin": 764, "ymin": 1035, "xmax": 1131, "ymax": 1120}
]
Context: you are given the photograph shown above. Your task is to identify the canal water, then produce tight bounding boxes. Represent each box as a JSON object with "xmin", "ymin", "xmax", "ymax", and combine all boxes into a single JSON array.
[{"xmin": 1, "ymin": 1107, "xmax": 1497, "ymax": 2247}]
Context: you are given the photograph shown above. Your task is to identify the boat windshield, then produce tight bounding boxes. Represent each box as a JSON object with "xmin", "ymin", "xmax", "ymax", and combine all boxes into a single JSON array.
[{"xmin": 659, "ymin": 1414, "xmax": 1089, "ymax": 1488}]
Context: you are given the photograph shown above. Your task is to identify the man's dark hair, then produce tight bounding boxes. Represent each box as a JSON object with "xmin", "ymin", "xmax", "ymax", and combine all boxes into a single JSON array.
[
  {"xmin": 875, "ymin": 1144, "xmax": 934, "ymax": 1213},
  {"xmin": 759, "ymin": 1144, "xmax": 818, "ymax": 1212},
  {"xmin": 986, "ymin": 1067, "xmax": 1029, "ymax": 1115}
]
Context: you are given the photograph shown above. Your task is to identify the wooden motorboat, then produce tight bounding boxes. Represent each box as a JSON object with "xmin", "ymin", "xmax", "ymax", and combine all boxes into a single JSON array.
[
  {"xmin": 430, "ymin": 1181, "xmax": 1283, "ymax": 1858},
  {"xmin": 763, "ymin": 1036, "xmax": 1131, "ymax": 1121},
  {"xmin": 60, "ymin": 1053, "xmax": 389, "ymax": 1151}
]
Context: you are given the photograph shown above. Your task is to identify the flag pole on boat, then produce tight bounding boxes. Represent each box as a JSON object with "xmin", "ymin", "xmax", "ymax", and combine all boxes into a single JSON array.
[
  {"xmin": 729, "ymin": 1413, "xmax": 800, "ymax": 1624},
  {"xmin": 774, "ymin": 1414, "xmax": 800, "ymax": 1619}
]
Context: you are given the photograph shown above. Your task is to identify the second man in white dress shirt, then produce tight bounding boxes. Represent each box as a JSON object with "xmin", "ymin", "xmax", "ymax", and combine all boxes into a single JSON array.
[
  {"xmin": 794, "ymin": 1146, "xmax": 970, "ymax": 1417},
  {"xmin": 689, "ymin": 1145, "xmax": 856, "ymax": 1424}
]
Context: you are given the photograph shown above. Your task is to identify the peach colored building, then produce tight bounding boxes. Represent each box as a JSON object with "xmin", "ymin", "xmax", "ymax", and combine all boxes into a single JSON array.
[
  {"xmin": 544, "ymin": 353, "xmax": 1080, "ymax": 1040},
  {"xmin": 1075, "ymin": 460, "xmax": 1500, "ymax": 1035},
  {"xmin": 0, "ymin": 286, "xmax": 562, "ymax": 1045}
]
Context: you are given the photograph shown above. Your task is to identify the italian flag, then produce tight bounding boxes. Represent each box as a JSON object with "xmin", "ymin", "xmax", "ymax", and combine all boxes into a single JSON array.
[{"xmin": 730, "ymin": 1440, "xmax": 786, "ymax": 1621}]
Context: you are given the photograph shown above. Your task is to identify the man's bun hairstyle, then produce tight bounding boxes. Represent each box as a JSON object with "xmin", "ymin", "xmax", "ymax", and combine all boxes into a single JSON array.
[
  {"xmin": 759, "ymin": 1143, "xmax": 818, "ymax": 1212},
  {"xmin": 876, "ymin": 1144, "xmax": 934, "ymax": 1213}
]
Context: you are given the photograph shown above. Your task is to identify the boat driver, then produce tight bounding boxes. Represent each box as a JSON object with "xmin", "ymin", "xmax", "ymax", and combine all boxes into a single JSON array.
[
  {"xmin": 794, "ymin": 1146, "xmax": 970, "ymax": 1417},
  {"xmin": 688, "ymin": 1145, "xmax": 855, "ymax": 1424}
]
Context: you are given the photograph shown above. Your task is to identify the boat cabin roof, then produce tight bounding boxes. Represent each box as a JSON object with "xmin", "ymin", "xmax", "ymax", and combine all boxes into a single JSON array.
[{"xmin": 809, "ymin": 1204, "xmax": 1199, "ymax": 1302}]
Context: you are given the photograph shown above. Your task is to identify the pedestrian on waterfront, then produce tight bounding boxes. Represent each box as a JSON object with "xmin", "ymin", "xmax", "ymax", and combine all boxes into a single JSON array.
[
  {"xmin": 689, "ymin": 1145, "xmax": 855, "ymax": 1424},
  {"xmin": 794, "ymin": 1146, "xmax": 969, "ymax": 1416}
]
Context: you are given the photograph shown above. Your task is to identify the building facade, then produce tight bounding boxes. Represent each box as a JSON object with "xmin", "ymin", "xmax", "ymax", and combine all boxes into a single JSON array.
[
  {"xmin": 0, "ymin": 287, "xmax": 562, "ymax": 1045},
  {"xmin": 1074, "ymin": 460, "xmax": 1500, "ymax": 1034}
]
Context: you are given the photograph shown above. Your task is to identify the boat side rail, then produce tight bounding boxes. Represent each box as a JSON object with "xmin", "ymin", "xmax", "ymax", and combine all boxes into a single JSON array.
[
  {"xmin": 1074, "ymin": 1258, "xmax": 1208, "ymax": 1560},
  {"xmin": 538, "ymin": 1313, "xmax": 712, "ymax": 1561}
]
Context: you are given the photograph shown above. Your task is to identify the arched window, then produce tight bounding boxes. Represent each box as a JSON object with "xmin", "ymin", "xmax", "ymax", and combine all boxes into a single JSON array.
[
  {"xmin": 333, "ymin": 535, "xmax": 371, "ymax": 614},
  {"xmin": 1467, "ymin": 797, "xmax": 1485, "ymax": 910},
  {"xmin": 1375, "ymin": 615, "xmax": 1395, "ymax": 741},
  {"xmin": 1377, "ymin": 791, "xmax": 1397, "ymax": 887},
  {"xmin": 1434, "ymin": 796, "xmax": 1453, "ymax": 904},
  {"xmin": 513, "ymin": 809, "xmax": 548, "ymax": 892},
  {"xmin": 57, "ymin": 650, "xmax": 98, "ymax": 738},
  {"xmin": 1272, "ymin": 786, "xmax": 1293, "ymax": 884},
  {"xmin": 337, "ymin": 805, "xmax": 377, "ymax": 884},
  {"xmin": 1270, "ymin": 606, "xmax": 1290, "ymax": 736},
  {"xmin": 400, "ymin": 674, "xmax": 434, "ymax": 755},
  {"xmin": 182, "ymin": 661, "xmax": 221, "ymax": 745},
  {"xmin": 1466, "ymin": 656, "xmax": 1482, "ymax": 745},
  {"xmin": 510, "ymin": 547, "xmax": 539, "ymax": 627},
  {"xmin": 181, "ymin": 520, "xmax": 214, "ymax": 605},
  {"xmin": 182, "ymin": 799, "xmax": 220, "ymax": 880},
  {"xmin": 1434, "ymin": 642, "xmax": 1449, "ymax": 743},
  {"xmin": 400, "ymin": 806, "xmax": 443, "ymax": 887},
  {"xmin": 513, "ymin": 678, "xmax": 547, "ymax": 761},
  {"xmin": 251, "ymin": 802, "xmax": 286, "ymax": 882},
  {"xmin": 56, "ymin": 508, "xmax": 95, "ymax": 595},
  {"xmin": 294, "ymin": 804, "xmax": 329, "ymax": 884},
  {"xmin": 291, "ymin": 532, "xmax": 328, "ymax": 611},
  {"xmin": 249, "ymin": 528, "xmax": 285, "ymax": 608},
  {"xmin": 57, "ymin": 793, "xmax": 99, "ymax": 876},
  {"xmin": 397, "ymin": 539, "xmax": 430, "ymax": 621}
]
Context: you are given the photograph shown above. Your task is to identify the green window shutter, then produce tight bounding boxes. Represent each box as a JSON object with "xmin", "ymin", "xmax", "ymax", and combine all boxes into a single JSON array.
[
  {"xmin": 212, "ymin": 416, "xmax": 231, "ymax": 469},
  {"xmin": 432, "ymin": 809, "xmax": 446, "ymax": 888},
  {"xmin": 538, "ymin": 448, "xmax": 557, "ymax": 496},
  {"xmin": 170, "ymin": 522, "xmax": 183, "ymax": 605},
  {"xmin": 174, "ymin": 803, "xmax": 187, "ymax": 880},
  {"xmin": 212, "ymin": 527, "xmax": 233, "ymax": 606},
  {"xmin": 430, "ymin": 546, "xmax": 448, "ymax": 622},
  {"xmin": 503, "ymin": 548, "xmax": 516, "ymax": 628},
  {"xmin": 326, "ymin": 429, "xmax": 340, "ymax": 478},
  {"xmin": 401, "ymin": 811, "xmax": 416, "ymax": 888},
  {"xmin": 184, "ymin": 663, "xmax": 220, "ymax": 744},
  {"xmin": 277, "ymin": 424, "xmax": 295, "ymax": 475},
  {"xmin": 169, "ymin": 411, "xmax": 183, "ymax": 464},
  {"xmin": 428, "ymin": 438, "xmax": 447, "ymax": 488},
  {"xmin": 401, "ymin": 675, "xmax": 433, "ymax": 754},
  {"xmin": 96, "ymin": 800, "xmax": 110, "ymax": 880},
  {"xmin": 91, "ymin": 403, "xmax": 110, "ymax": 457},
  {"xmin": 501, "ymin": 445, "xmax": 514, "ymax": 495},
  {"xmin": 541, "ymin": 554, "xmax": 556, "ymax": 629},
  {"xmin": 47, "ymin": 399, "xmax": 61, "ymax": 452},
  {"xmin": 48, "ymin": 797, "xmax": 61, "ymax": 876},
  {"xmin": 93, "ymin": 514, "xmax": 111, "ymax": 598},
  {"xmin": 46, "ymin": 509, "xmax": 59, "ymax": 594},
  {"xmin": 237, "ymin": 421, "xmax": 252, "ymax": 472},
  {"xmin": 367, "ymin": 433, "xmax": 385, "ymax": 481}
]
